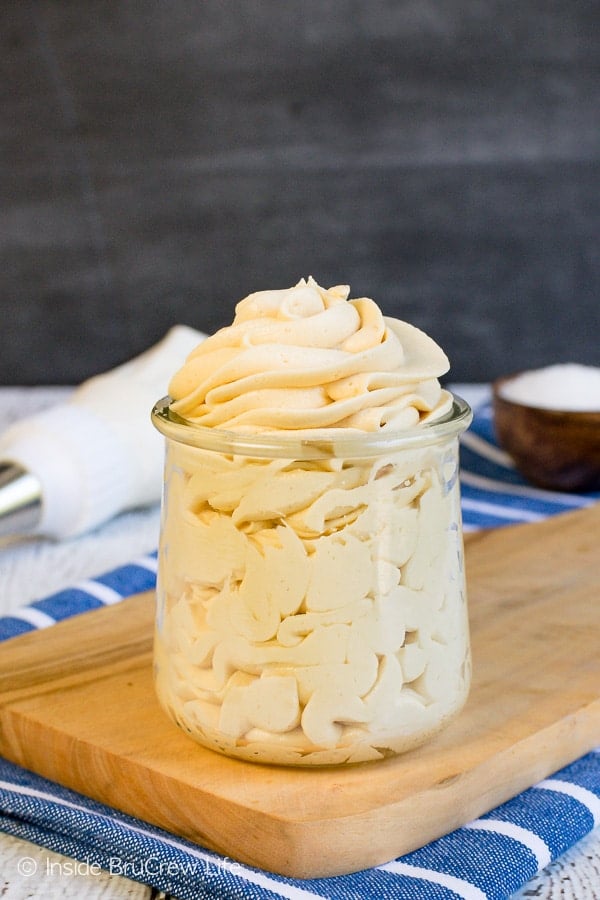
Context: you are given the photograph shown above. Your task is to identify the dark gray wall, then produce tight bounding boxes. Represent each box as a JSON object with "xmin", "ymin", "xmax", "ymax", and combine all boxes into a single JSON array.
[{"xmin": 2, "ymin": 1, "xmax": 599, "ymax": 385}]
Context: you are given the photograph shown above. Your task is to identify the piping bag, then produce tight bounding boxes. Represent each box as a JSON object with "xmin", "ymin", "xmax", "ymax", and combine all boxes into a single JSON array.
[{"xmin": 0, "ymin": 325, "xmax": 206, "ymax": 540}]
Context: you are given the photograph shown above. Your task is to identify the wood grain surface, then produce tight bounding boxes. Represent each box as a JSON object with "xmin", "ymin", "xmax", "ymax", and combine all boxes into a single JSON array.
[{"xmin": 0, "ymin": 504, "xmax": 598, "ymax": 879}]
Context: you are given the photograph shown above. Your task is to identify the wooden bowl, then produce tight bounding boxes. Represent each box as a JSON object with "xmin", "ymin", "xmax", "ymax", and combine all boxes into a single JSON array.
[{"xmin": 492, "ymin": 374, "xmax": 600, "ymax": 492}]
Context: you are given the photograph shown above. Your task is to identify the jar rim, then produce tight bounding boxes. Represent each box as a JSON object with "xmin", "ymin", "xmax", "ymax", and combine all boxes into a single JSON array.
[{"xmin": 151, "ymin": 392, "xmax": 472, "ymax": 459}]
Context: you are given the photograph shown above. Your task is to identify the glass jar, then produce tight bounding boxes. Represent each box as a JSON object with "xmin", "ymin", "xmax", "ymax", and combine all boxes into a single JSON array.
[{"xmin": 151, "ymin": 395, "xmax": 473, "ymax": 766}]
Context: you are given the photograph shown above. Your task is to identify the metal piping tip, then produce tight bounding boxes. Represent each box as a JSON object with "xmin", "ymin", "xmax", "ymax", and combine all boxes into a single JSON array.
[{"xmin": 0, "ymin": 462, "xmax": 43, "ymax": 538}]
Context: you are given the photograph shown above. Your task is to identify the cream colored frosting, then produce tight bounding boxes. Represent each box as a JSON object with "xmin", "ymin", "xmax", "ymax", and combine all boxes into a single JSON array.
[
  {"xmin": 154, "ymin": 279, "xmax": 470, "ymax": 765},
  {"xmin": 168, "ymin": 277, "xmax": 452, "ymax": 432}
]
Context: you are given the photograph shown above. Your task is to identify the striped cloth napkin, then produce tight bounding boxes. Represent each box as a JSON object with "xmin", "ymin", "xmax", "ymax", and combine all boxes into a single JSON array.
[{"xmin": 0, "ymin": 395, "xmax": 599, "ymax": 900}]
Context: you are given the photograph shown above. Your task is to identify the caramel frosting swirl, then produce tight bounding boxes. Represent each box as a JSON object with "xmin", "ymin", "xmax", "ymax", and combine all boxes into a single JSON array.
[{"xmin": 169, "ymin": 278, "xmax": 452, "ymax": 432}]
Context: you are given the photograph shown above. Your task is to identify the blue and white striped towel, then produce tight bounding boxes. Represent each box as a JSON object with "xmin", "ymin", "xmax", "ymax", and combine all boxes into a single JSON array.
[
  {"xmin": 0, "ymin": 397, "xmax": 598, "ymax": 899},
  {"xmin": 459, "ymin": 398, "xmax": 599, "ymax": 530}
]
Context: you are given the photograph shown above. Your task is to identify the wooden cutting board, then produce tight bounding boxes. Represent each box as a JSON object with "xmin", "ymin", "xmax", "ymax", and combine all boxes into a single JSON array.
[{"xmin": 0, "ymin": 503, "xmax": 599, "ymax": 879}]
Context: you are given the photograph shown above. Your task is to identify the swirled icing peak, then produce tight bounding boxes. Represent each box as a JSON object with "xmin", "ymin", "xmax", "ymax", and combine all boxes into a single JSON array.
[{"xmin": 169, "ymin": 278, "xmax": 452, "ymax": 432}]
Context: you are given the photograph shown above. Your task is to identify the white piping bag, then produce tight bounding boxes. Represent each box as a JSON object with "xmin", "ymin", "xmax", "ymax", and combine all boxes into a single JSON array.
[{"xmin": 0, "ymin": 325, "xmax": 205, "ymax": 539}]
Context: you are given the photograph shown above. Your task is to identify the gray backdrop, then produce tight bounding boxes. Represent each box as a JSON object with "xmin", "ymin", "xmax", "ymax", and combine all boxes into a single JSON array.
[{"xmin": 2, "ymin": 1, "xmax": 599, "ymax": 385}]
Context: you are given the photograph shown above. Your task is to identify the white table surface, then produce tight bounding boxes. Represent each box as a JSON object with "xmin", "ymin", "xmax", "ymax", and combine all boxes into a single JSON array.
[{"xmin": 0, "ymin": 386, "xmax": 599, "ymax": 900}]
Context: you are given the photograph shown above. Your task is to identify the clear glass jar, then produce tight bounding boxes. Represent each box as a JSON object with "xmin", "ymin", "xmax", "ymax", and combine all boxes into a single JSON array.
[{"xmin": 151, "ymin": 395, "xmax": 473, "ymax": 766}]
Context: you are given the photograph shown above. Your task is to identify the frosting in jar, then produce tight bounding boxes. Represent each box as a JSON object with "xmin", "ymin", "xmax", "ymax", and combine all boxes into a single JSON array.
[
  {"xmin": 153, "ymin": 279, "xmax": 471, "ymax": 765},
  {"xmin": 168, "ymin": 277, "xmax": 453, "ymax": 432}
]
